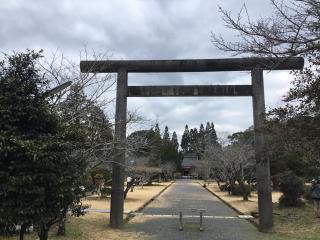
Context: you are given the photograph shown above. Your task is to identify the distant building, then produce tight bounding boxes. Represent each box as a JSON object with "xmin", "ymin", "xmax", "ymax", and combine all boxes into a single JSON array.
[{"xmin": 181, "ymin": 153, "xmax": 199, "ymax": 177}]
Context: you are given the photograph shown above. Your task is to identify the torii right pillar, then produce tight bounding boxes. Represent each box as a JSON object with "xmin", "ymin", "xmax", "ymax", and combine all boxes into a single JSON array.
[{"xmin": 252, "ymin": 66, "xmax": 273, "ymax": 232}]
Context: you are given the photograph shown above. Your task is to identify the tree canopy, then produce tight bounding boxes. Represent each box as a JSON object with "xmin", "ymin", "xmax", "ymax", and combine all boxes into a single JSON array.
[{"xmin": 0, "ymin": 51, "xmax": 88, "ymax": 240}]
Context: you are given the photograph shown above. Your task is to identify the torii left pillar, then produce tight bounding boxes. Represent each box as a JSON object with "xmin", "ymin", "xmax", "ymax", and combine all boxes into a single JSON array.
[{"xmin": 110, "ymin": 68, "xmax": 128, "ymax": 228}]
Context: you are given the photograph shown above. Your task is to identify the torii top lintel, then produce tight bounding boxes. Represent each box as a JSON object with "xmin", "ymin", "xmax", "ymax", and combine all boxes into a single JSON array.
[{"xmin": 80, "ymin": 57, "xmax": 304, "ymax": 73}]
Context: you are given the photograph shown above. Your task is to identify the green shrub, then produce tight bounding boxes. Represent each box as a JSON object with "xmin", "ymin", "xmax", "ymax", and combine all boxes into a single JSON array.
[
  {"xmin": 219, "ymin": 184, "xmax": 228, "ymax": 191},
  {"xmin": 231, "ymin": 184, "xmax": 251, "ymax": 196},
  {"xmin": 0, "ymin": 219, "xmax": 16, "ymax": 236},
  {"xmin": 100, "ymin": 187, "xmax": 112, "ymax": 198},
  {"xmin": 279, "ymin": 173, "xmax": 304, "ymax": 207}
]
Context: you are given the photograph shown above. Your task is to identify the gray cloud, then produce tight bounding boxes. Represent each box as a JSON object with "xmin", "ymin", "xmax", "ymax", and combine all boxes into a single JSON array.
[{"xmin": 0, "ymin": 0, "xmax": 291, "ymax": 140}]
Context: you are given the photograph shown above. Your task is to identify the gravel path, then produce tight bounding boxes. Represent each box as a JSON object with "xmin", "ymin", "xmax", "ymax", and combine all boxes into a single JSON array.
[{"xmin": 124, "ymin": 179, "xmax": 268, "ymax": 240}]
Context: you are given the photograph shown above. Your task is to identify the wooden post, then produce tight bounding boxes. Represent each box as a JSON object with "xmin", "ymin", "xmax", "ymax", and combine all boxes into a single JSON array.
[
  {"xmin": 251, "ymin": 66, "xmax": 273, "ymax": 232},
  {"xmin": 110, "ymin": 68, "xmax": 128, "ymax": 228}
]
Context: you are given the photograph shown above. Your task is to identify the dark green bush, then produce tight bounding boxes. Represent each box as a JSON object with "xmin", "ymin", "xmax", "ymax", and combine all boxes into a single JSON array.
[
  {"xmin": 279, "ymin": 173, "xmax": 304, "ymax": 207},
  {"xmin": 219, "ymin": 184, "xmax": 228, "ymax": 191},
  {"xmin": 100, "ymin": 187, "xmax": 112, "ymax": 198},
  {"xmin": 231, "ymin": 184, "xmax": 251, "ymax": 196},
  {"xmin": 0, "ymin": 220, "xmax": 16, "ymax": 236}
]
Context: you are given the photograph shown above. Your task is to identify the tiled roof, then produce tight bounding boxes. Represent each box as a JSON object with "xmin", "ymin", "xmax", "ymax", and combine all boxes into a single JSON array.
[{"xmin": 181, "ymin": 153, "xmax": 199, "ymax": 168}]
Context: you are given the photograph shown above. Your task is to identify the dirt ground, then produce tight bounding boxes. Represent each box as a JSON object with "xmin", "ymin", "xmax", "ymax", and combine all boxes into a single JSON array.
[
  {"xmin": 202, "ymin": 181, "xmax": 282, "ymax": 215},
  {"xmin": 0, "ymin": 182, "xmax": 172, "ymax": 240},
  {"xmin": 82, "ymin": 182, "xmax": 172, "ymax": 212},
  {"xmin": 199, "ymin": 181, "xmax": 320, "ymax": 240}
]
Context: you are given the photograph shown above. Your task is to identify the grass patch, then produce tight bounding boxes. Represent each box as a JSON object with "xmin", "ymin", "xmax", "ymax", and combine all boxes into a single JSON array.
[
  {"xmin": 0, "ymin": 182, "xmax": 172, "ymax": 240},
  {"xmin": 203, "ymin": 181, "xmax": 320, "ymax": 240},
  {"xmin": 0, "ymin": 213, "xmax": 139, "ymax": 240},
  {"xmin": 269, "ymin": 203, "xmax": 320, "ymax": 240}
]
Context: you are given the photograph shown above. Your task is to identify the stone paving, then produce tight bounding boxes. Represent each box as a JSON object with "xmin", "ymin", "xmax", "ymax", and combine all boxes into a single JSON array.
[{"xmin": 125, "ymin": 179, "xmax": 268, "ymax": 240}]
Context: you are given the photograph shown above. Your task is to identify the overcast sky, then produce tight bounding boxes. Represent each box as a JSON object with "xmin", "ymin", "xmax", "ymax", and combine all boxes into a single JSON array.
[{"xmin": 0, "ymin": 0, "xmax": 294, "ymax": 141}]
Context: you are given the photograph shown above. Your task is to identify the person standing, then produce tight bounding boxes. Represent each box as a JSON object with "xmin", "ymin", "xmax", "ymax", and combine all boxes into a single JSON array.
[{"xmin": 311, "ymin": 179, "xmax": 320, "ymax": 217}]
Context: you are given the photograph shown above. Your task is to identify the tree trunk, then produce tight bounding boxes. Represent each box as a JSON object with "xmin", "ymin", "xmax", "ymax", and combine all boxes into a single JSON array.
[
  {"xmin": 19, "ymin": 224, "xmax": 26, "ymax": 240},
  {"xmin": 239, "ymin": 179, "xmax": 249, "ymax": 201},
  {"xmin": 239, "ymin": 164, "xmax": 249, "ymax": 201},
  {"xmin": 124, "ymin": 181, "xmax": 135, "ymax": 199},
  {"xmin": 147, "ymin": 179, "xmax": 153, "ymax": 186},
  {"xmin": 37, "ymin": 224, "xmax": 49, "ymax": 240},
  {"xmin": 57, "ymin": 215, "xmax": 66, "ymax": 236},
  {"xmin": 217, "ymin": 180, "xmax": 221, "ymax": 189}
]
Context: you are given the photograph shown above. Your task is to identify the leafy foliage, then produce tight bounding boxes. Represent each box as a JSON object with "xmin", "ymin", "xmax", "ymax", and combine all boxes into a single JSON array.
[
  {"xmin": 0, "ymin": 50, "xmax": 56, "ymax": 137},
  {"xmin": 0, "ymin": 51, "xmax": 88, "ymax": 240},
  {"xmin": 279, "ymin": 173, "xmax": 305, "ymax": 207},
  {"xmin": 181, "ymin": 122, "xmax": 218, "ymax": 156},
  {"xmin": 231, "ymin": 184, "xmax": 251, "ymax": 197},
  {"xmin": 126, "ymin": 124, "xmax": 182, "ymax": 182},
  {"xmin": 181, "ymin": 125, "xmax": 190, "ymax": 152}
]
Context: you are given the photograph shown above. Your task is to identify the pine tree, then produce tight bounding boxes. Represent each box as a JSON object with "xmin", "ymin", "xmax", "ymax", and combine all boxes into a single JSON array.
[
  {"xmin": 205, "ymin": 122, "xmax": 210, "ymax": 133},
  {"xmin": 154, "ymin": 123, "xmax": 160, "ymax": 136},
  {"xmin": 171, "ymin": 131, "xmax": 179, "ymax": 151},
  {"xmin": 163, "ymin": 126, "xmax": 170, "ymax": 144},
  {"xmin": 149, "ymin": 123, "xmax": 162, "ymax": 166},
  {"xmin": 204, "ymin": 122, "xmax": 211, "ymax": 146},
  {"xmin": 210, "ymin": 122, "xmax": 218, "ymax": 143},
  {"xmin": 190, "ymin": 128, "xmax": 199, "ymax": 153},
  {"xmin": 161, "ymin": 127, "xmax": 182, "ymax": 172},
  {"xmin": 199, "ymin": 123, "xmax": 205, "ymax": 153},
  {"xmin": 204, "ymin": 122, "xmax": 218, "ymax": 146},
  {"xmin": 181, "ymin": 125, "xmax": 190, "ymax": 152}
]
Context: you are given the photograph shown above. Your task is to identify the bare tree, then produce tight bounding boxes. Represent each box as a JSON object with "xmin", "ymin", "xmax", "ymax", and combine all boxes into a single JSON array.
[
  {"xmin": 198, "ymin": 132, "xmax": 230, "ymax": 185},
  {"xmin": 161, "ymin": 162, "xmax": 176, "ymax": 181},
  {"xmin": 211, "ymin": 0, "xmax": 320, "ymax": 57},
  {"xmin": 39, "ymin": 49, "xmax": 116, "ymax": 109},
  {"xmin": 38, "ymin": 49, "xmax": 149, "ymax": 233},
  {"xmin": 200, "ymin": 130, "xmax": 255, "ymax": 200},
  {"xmin": 223, "ymin": 140, "xmax": 255, "ymax": 200}
]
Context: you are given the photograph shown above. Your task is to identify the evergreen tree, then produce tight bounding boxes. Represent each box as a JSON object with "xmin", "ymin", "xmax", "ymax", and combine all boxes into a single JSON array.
[
  {"xmin": 181, "ymin": 125, "xmax": 190, "ymax": 152},
  {"xmin": 204, "ymin": 122, "xmax": 211, "ymax": 146},
  {"xmin": 171, "ymin": 131, "xmax": 179, "ymax": 151},
  {"xmin": 190, "ymin": 128, "xmax": 199, "ymax": 153},
  {"xmin": 160, "ymin": 126, "xmax": 182, "ymax": 172},
  {"xmin": 205, "ymin": 122, "xmax": 210, "ymax": 132},
  {"xmin": 149, "ymin": 123, "xmax": 162, "ymax": 166},
  {"xmin": 198, "ymin": 123, "xmax": 206, "ymax": 154},
  {"xmin": 210, "ymin": 122, "xmax": 218, "ymax": 143},
  {"xmin": 204, "ymin": 122, "xmax": 218, "ymax": 146},
  {"xmin": 154, "ymin": 123, "xmax": 160, "ymax": 136},
  {"xmin": 58, "ymin": 85, "xmax": 113, "ymax": 169},
  {"xmin": 0, "ymin": 51, "xmax": 87, "ymax": 240},
  {"xmin": 163, "ymin": 126, "xmax": 170, "ymax": 144}
]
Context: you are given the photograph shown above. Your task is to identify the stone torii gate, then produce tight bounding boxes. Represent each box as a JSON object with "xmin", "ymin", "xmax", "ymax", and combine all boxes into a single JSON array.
[{"xmin": 80, "ymin": 57, "xmax": 303, "ymax": 232}]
